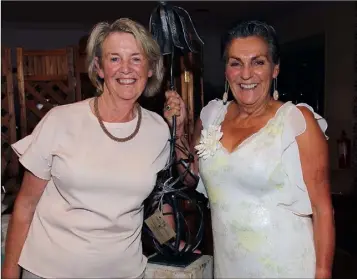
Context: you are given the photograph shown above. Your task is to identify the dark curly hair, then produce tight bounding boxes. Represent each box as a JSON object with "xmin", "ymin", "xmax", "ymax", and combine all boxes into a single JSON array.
[{"xmin": 223, "ymin": 20, "xmax": 280, "ymax": 65}]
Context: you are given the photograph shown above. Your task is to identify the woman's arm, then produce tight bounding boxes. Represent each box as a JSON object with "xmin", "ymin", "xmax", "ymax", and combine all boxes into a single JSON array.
[
  {"xmin": 296, "ymin": 107, "xmax": 335, "ymax": 279},
  {"xmin": 163, "ymin": 90, "xmax": 202, "ymax": 187},
  {"xmin": 174, "ymin": 118, "xmax": 202, "ymax": 186},
  {"xmin": 2, "ymin": 171, "xmax": 47, "ymax": 279}
]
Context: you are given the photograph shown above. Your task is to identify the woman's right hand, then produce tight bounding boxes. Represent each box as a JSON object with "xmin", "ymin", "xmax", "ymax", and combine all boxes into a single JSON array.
[{"xmin": 163, "ymin": 90, "xmax": 186, "ymax": 135}]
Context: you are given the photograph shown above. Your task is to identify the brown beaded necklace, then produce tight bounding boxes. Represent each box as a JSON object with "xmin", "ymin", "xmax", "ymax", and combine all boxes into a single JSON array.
[{"xmin": 93, "ymin": 97, "xmax": 142, "ymax": 142}]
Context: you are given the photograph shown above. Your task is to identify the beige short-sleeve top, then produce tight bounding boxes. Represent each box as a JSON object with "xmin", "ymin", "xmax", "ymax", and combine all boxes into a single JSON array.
[{"xmin": 12, "ymin": 98, "xmax": 170, "ymax": 278}]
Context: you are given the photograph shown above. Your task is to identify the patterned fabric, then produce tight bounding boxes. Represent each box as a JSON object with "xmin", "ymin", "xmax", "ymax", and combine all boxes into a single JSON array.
[{"xmin": 196, "ymin": 99, "xmax": 328, "ymax": 278}]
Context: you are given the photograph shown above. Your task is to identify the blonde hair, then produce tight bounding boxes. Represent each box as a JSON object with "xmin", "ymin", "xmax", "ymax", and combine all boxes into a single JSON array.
[{"xmin": 86, "ymin": 18, "xmax": 164, "ymax": 97}]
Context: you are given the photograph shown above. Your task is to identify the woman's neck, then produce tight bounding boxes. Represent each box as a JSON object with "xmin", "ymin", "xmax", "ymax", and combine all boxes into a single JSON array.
[
  {"xmin": 96, "ymin": 92, "xmax": 137, "ymax": 123},
  {"xmin": 235, "ymin": 96, "xmax": 273, "ymax": 120}
]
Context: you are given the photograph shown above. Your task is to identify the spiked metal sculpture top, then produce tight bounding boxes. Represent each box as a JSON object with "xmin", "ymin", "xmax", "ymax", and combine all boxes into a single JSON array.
[
  {"xmin": 149, "ymin": 1, "xmax": 204, "ymax": 55},
  {"xmin": 149, "ymin": 1, "xmax": 204, "ymax": 89}
]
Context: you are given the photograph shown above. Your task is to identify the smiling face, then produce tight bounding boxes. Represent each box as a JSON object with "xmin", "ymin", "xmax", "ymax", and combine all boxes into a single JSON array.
[
  {"xmin": 96, "ymin": 32, "xmax": 153, "ymax": 102},
  {"xmin": 225, "ymin": 36, "xmax": 279, "ymax": 106}
]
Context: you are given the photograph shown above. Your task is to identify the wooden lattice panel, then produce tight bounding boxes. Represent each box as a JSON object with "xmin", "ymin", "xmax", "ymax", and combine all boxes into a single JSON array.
[
  {"xmin": 17, "ymin": 47, "xmax": 78, "ymax": 137},
  {"xmin": 1, "ymin": 47, "xmax": 18, "ymax": 176}
]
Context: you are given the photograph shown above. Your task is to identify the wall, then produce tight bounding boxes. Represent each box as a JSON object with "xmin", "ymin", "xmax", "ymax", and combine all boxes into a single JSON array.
[
  {"xmin": 2, "ymin": 21, "xmax": 93, "ymax": 67},
  {"xmin": 1, "ymin": 18, "xmax": 226, "ymax": 85},
  {"xmin": 2, "ymin": 2, "xmax": 355, "ymax": 189},
  {"xmin": 273, "ymin": 2, "xmax": 355, "ymax": 170}
]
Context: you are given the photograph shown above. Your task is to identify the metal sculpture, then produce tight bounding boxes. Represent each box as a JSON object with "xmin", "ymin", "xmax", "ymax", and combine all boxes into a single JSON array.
[{"xmin": 143, "ymin": 1, "xmax": 206, "ymax": 267}]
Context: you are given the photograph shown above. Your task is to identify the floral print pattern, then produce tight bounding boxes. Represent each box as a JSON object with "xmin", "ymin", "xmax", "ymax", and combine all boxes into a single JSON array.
[{"xmin": 195, "ymin": 124, "xmax": 223, "ymax": 159}]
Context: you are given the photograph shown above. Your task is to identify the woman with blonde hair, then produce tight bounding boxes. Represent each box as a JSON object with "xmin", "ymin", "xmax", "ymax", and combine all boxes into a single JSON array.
[{"xmin": 2, "ymin": 18, "xmax": 170, "ymax": 279}]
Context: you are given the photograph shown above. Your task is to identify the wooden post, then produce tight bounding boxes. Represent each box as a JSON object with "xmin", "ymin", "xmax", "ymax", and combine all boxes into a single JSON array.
[
  {"xmin": 1, "ymin": 47, "xmax": 18, "ymax": 176},
  {"xmin": 66, "ymin": 47, "xmax": 76, "ymax": 103},
  {"xmin": 73, "ymin": 45, "xmax": 82, "ymax": 101},
  {"xmin": 16, "ymin": 47, "xmax": 28, "ymax": 139}
]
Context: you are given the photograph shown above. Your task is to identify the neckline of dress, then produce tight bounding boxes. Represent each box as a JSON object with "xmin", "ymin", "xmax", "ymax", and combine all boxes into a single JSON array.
[
  {"xmin": 87, "ymin": 97, "xmax": 140, "ymax": 129},
  {"xmin": 217, "ymin": 101, "xmax": 292, "ymax": 155}
]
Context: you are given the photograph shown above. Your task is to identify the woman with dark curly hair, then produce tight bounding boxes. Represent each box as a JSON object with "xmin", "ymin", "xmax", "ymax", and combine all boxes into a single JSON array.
[{"xmin": 164, "ymin": 20, "xmax": 335, "ymax": 278}]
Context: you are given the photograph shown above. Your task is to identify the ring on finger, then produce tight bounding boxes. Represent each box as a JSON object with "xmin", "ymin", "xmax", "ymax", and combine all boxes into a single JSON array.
[{"xmin": 165, "ymin": 105, "xmax": 171, "ymax": 111}]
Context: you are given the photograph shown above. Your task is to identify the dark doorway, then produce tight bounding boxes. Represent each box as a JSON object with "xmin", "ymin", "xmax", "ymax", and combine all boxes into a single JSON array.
[{"xmin": 278, "ymin": 34, "xmax": 325, "ymax": 116}]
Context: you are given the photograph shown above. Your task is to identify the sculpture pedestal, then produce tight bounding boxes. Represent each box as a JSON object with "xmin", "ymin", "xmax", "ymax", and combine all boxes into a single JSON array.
[{"xmin": 145, "ymin": 254, "xmax": 213, "ymax": 278}]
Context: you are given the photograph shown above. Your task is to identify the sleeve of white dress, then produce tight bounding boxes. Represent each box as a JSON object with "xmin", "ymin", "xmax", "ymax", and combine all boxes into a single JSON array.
[
  {"xmin": 280, "ymin": 103, "xmax": 328, "ymax": 216},
  {"xmin": 199, "ymin": 99, "xmax": 223, "ymax": 129},
  {"xmin": 196, "ymin": 99, "xmax": 223, "ymax": 198},
  {"xmin": 11, "ymin": 108, "xmax": 59, "ymax": 180}
]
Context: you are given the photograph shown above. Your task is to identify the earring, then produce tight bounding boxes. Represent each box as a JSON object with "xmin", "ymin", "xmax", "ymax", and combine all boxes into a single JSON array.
[
  {"xmin": 273, "ymin": 78, "xmax": 279, "ymax": 101},
  {"xmin": 223, "ymin": 80, "xmax": 229, "ymax": 105}
]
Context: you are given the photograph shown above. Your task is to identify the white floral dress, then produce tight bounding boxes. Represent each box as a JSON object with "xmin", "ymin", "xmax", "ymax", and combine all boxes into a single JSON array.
[{"xmin": 195, "ymin": 99, "xmax": 328, "ymax": 278}]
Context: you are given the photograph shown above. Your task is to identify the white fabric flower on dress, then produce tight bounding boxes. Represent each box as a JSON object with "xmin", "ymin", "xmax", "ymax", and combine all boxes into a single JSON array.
[{"xmin": 195, "ymin": 124, "xmax": 223, "ymax": 159}]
